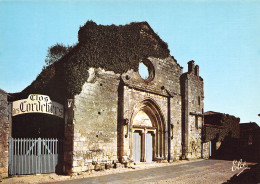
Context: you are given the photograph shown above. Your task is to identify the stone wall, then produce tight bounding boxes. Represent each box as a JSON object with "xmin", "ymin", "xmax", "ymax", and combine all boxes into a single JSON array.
[
  {"xmin": 0, "ymin": 89, "xmax": 9, "ymax": 178},
  {"xmin": 203, "ymin": 112, "xmax": 240, "ymax": 160},
  {"xmin": 240, "ymin": 122, "xmax": 260, "ymax": 161},
  {"xmin": 204, "ymin": 112, "xmax": 240, "ymax": 141},
  {"xmin": 70, "ymin": 68, "xmax": 120, "ymax": 173},
  {"xmin": 181, "ymin": 61, "xmax": 204, "ymax": 159},
  {"xmin": 63, "ymin": 57, "xmax": 205, "ymax": 173},
  {"xmin": 252, "ymin": 128, "xmax": 260, "ymax": 162}
]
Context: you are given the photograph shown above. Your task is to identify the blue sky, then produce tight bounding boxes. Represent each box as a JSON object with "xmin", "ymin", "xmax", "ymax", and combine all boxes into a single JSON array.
[{"xmin": 0, "ymin": 0, "xmax": 259, "ymax": 125}]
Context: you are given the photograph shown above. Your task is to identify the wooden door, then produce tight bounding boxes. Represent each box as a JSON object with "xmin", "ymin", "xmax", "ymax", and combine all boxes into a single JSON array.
[
  {"xmin": 145, "ymin": 133, "xmax": 153, "ymax": 162},
  {"xmin": 133, "ymin": 132, "xmax": 141, "ymax": 163}
]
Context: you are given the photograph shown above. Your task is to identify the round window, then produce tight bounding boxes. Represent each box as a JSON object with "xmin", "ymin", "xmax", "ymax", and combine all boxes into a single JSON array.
[
  {"xmin": 138, "ymin": 59, "xmax": 155, "ymax": 82},
  {"xmin": 139, "ymin": 62, "xmax": 149, "ymax": 79}
]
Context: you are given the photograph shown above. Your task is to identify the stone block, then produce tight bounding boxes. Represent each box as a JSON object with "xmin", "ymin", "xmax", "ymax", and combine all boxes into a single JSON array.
[
  {"xmin": 88, "ymin": 164, "xmax": 95, "ymax": 170},
  {"xmin": 161, "ymin": 160, "xmax": 168, "ymax": 163},
  {"xmin": 72, "ymin": 161, "xmax": 78, "ymax": 167},
  {"xmin": 114, "ymin": 163, "xmax": 123, "ymax": 168},
  {"xmin": 0, "ymin": 171, "xmax": 8, "ymax": 179},
  {"xmin": 125, "ymin": 162, "xmax": 134, "ymax": 168},
  {"xmin": 94, "ymin": 163, "xmax": 105, "ymax": 171},
  {"xmin": 0, "ymin": 167, "xmax": 8, "ymax": 174},
  {"xmin": 72, "ymin": 166, "xmax": 82, "ymax": 173},
  {"xmin": 121, "ymin": 156, "xmax": 128, "ymax": 163},
  {"xmin": 105, "ymin": 163, "xmax": 113, "ymax": 169},
  {"xmin": 81, "ymin": 166, "xmax": 88, "ymax": 172}
]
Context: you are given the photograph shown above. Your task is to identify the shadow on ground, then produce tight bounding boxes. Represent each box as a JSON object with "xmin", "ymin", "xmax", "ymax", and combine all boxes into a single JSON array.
[{"xmin": 223, "ymin": 163, "xmax": 260, "ymax": 184}]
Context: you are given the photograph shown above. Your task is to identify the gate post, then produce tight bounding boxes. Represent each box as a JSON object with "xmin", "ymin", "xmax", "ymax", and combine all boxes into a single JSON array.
[
  {"xmin": 0, "ymin": 89, "xmax": 10, "ymax": 178},
  {"xmin": 37, "ymin": 138, "xmax": 41, "ymax": 173},
  {"xmin": 8, "ymin": 137, "xmax": 13, "ymax": 175}
]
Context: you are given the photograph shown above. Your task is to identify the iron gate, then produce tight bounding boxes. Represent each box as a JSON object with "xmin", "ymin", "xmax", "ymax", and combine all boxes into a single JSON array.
[{"xmin": 8, "ymin": 137, "xmax": 63, "ymax": 175}]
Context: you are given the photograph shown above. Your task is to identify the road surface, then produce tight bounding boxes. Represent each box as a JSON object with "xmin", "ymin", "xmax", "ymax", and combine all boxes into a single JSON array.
[{"xmin": 50, "ymin": 159, "xmax": 259, "ymax": 184}]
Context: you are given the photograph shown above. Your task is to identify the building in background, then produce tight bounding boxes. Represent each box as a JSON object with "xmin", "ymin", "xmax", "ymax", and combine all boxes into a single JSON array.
[
  {"xmin": 240, "ymin": 122, "xmax": 260, "ymax": 162},
  {"xmin": 202, "ymin": 111, "xmax": 240, "ymax": 160}
]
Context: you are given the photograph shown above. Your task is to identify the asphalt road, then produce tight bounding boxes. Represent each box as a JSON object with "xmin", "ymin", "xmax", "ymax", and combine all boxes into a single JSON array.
[{"xmin": 49, "ymin": 159, "xmax": 254, "ymax": 184}]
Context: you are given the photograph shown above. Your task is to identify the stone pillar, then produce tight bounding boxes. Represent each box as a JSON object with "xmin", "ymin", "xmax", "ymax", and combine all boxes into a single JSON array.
[
  {"xmin": 152, "ymin": 132, "xmax": 156, "ymax": 161},
  {"xmin": 0, "ymin": 89, "xmax": 9, "ymax": 179},
  {"xmin": 158, "ymin": 131, "xmax": 162, "ymax": 157},
  {"xmin": 63, "ymin": 99, "xmax": 74, "ymax": 175},
  {"xmin": 154, "ymin": 131, "xmax": 158, "ymax": 159},
  {"xmin": 141, "ymin": 131, "xmax": 146, "ymax": 162},
  {"xmin": 202, "ymin": 142, "xmax": 210, "ymax": 159},
  {"xmin": 162, "ymin": 131, "xmax": 165, "ymax": 159},
  {"xmin": 195, "ymin": 65, "xmax": 199, "ymax": 76},
  {"xmin": 188, "ymin": 60, "xmax": 195, "ymax": 73}
]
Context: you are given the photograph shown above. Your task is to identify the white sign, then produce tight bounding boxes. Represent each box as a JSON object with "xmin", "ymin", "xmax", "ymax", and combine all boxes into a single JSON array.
[{"xmin": 12, "ymin": 94, "xmax": 64, "ymax": 118}]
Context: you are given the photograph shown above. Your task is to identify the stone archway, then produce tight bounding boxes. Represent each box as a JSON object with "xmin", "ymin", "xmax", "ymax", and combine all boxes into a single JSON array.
[{"xmin": 130, "ymin": 99, "xmax": 166, "ymax": 163}]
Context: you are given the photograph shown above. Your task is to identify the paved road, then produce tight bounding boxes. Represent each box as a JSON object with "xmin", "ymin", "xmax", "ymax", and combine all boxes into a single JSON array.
[{"xmin": 50, "ymin": 159, "xmax": 241, "ymax": 184}]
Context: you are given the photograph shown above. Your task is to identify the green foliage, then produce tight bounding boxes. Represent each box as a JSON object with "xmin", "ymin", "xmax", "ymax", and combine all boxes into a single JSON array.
[
  {"xmin": 10, "ymin": 21, "xmax": 170, "ymax": 102},
  {"xmin": 63, "ymin": 21, "xmax": 170, "ymax": 97},
  {"xmin": 45, "ymin": 43, "xmax": 72, "ymax": 66}
]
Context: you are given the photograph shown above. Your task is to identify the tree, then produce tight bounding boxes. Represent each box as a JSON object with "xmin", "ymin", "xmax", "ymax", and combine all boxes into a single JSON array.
[{"xmin": 45, "ymin": 43, "xmax": 72, "ymax": 66}]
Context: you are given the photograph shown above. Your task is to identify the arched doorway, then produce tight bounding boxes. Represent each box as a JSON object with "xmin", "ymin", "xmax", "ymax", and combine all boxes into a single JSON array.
[{"xmin": 130, "ymin": 99, "xmax": 166, "ymax": 163}]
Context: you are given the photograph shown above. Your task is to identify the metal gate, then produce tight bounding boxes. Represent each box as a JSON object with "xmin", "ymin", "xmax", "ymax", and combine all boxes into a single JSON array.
[{"xmin": 8, "ymin": 137, "xmax": 63, "ymax": 175}]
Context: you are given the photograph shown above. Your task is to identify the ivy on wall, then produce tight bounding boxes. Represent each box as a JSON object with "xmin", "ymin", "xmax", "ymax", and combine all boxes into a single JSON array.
[{"xmin": 10, "ymin": 21, "xmax": 170, "ymax": 103}]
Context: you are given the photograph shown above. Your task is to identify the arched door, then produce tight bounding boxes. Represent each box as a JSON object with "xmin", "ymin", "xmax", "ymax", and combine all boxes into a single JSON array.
[{"xmin": 131, "ymin": 99, "xmax": 166, "ymax": 163}]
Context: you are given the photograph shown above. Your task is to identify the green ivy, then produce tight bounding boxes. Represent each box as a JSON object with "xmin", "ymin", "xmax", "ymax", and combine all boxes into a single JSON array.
[{"xmin": 10, "ymin": 21, "xmax": 170, "ymax": 103}]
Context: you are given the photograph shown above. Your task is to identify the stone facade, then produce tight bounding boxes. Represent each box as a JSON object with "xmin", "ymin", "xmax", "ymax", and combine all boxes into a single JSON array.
[
  {"xmin": 64, "ymin": 57, "xmax": 204, "ymax": 173},
  {"xmin": 120, "ymin": 57, "xmax": 183, "ymax": 162},
  {"xmin": 0, "ymin": 89, "xmax": 9, "ymax": 178}
]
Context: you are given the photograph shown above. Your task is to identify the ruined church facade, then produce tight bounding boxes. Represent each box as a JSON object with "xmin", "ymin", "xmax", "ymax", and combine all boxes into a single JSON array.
[
  {"xmin": 64, "ymin": 58, "xmax": 204, "ymax": 173},
  {"xmin": 5, "ymin": 21, "xmax": 205, "ymax": 175}
]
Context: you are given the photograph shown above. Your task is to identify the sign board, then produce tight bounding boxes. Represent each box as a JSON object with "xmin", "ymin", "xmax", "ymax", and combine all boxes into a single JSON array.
[{"xmin": 12, "ymin": 94, "xmax": 64, "ymax": 118}]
